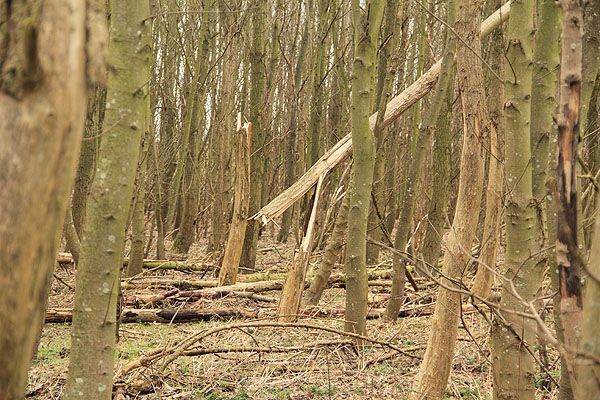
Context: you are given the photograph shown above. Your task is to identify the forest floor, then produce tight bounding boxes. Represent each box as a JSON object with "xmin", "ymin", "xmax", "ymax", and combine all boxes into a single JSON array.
[{"xmin": 28, "ymin": 234, "xmax": 560, "ymax": 400}]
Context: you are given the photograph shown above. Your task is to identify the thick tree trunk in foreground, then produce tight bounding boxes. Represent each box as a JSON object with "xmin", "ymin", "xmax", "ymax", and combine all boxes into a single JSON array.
[
  {"xmin": 0, "ymin": 1, "xmax": 93, "ymax": 397},
  {"xmin": 490, "ymin": 0, "xmax": 537, "ymax": 398},
  {"xmin": 409, "ymin": 0, "xmax": 489, "ymax": 397},
  {"xmin": 63, "ymin": 1, "xmax": 151, "ymax": 399},
  {"xmin": 344, "ymin": 0, "xmax": 386, "ymax": 344}
]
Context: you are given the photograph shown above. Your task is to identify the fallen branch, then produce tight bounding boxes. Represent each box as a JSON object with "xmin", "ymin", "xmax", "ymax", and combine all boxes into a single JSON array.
[
  {"xmin": 45, "ymin": 307, "xmax": 257, "ymax": 323},
  {"xmin": 122, "ymin": 268, "xmax": 394, "ymax": 290},
  {"xmin": 57, "ymin": 252, "xmax": 213, "ymax": 272},
  {"xmin": 118, "ymin": 320, "xmax": 421, "ymax": 377},
  {"xmin": 125, "ymin": 289, "xmax": 278, "ymax": 306},
  {"xmin": 302, "ymin": 303, "xmax": 477, "ymax": 319}
]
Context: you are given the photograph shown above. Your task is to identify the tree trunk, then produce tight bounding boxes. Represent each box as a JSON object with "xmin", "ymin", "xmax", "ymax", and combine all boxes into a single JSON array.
[
  {"xmin": 344, "ymin": 0, "xmax": 386, "ymax": 344},
  {"xmin": 579, "ymin": 178, "xmax": 600, "ymax": 399},
  {"xmin": 241, "ymin": 0, "xmax": 267, "ymax": 271},
  {"xmin": 126, "ymin": 135, "xmax": 149, "ymax": 277},
  {"xmin": 409, "ymin": 0, "xmax": 489, "ymax": 397},
  {"xmin": 279, "ymin": 175, "xmax": 325, "ymax": 321},
  {"xmin": 72, "ymin": 86, "xmax": 105, "ymax": 237},
  {"xmin": 490, "ymin": 0, "xmax": 537, "ymax": 398},
  {"xmin": 305, "ymin": 194, "xmax": 349, "ymax": 305},
  {"xmin": 63, "ymin": 205, "xmax": 82, "ymax": 265},
  {"xmin": 0, "ymin": 1, "xmax": 93, "ymax": 397},
  {"xmin": 366, "ymin": 0, "xmax": 403, "ymax": 264},
  {"xmin": 63, "ymin": 1, "xmax": 150, "ymax": 398},
  {"xmin": 471, "ymin": 0, "xmax": 505, "ymax": 300},
  {"xmin": 556, "ymin": 0, "xmax": 584, "ymax": 391},
  {"xmin": 385, "ymin": 0, "xmax": 457, "ymax": 320}
]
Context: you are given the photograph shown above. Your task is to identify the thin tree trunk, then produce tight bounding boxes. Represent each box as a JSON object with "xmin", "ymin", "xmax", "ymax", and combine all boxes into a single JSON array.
[
  {"xmin": 579, "ymin": 177, "xmax": 600, "ymax": 399},
  {"xmin": 72, "ymin": 86, "xmax": 105, "ymax": 237},
  {"xmin": 241, "ymin": 0, "xmax": 267, "ymax": 271},
  {"xmin": 409, "ymin": 0, "xmax": 489, "ymax": 396},
  {"xmin": 385, "ymin": 0, "xmax": 457, "ymax": 320},
  {"xmin": 490, "ymin": 0, "xmax": 537, "ymax": 398},
  {"xmin": 471, "ymin": 0, "xmax": 505, "ymax": 300},
  {"xmin": 344, "ymin": 0, "xmax": 386, "ymax": 343},
  {"xmin": 63, "ymin": 1, "xmax": 151, "ymax": 398},
  {"xmin": 556, "ymin": 0, "xmax": 584, "ymax": 391},
  {"xmin": 305, "ymin": 194, "xmax": 349, "ymax": 305},
  {"xmin": 63, "ymin": 205, "xmax": 81, "ymax": 266},
  {"xmin": 127, "ymin": 134, "xmax": 149, "ymax": 277},
  {"xmin": 366, "ymin": 0, "xmax": 403, "ymax": 264}
]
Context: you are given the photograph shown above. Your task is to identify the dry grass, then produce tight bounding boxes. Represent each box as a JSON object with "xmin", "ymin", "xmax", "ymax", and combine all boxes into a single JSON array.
[{"xmin": 27, "ymin": 235, "xmax": 561, "ymax": 399}]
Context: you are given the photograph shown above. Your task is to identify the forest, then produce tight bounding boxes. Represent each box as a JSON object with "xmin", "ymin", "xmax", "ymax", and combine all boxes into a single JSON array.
[{"xmin": 1, "ymin": 0, "xmax": 599, "ymax": 399}]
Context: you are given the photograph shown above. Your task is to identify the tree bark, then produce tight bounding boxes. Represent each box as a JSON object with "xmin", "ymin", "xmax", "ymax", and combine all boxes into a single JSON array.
[
  {"xmin": 278, "ymin": 175, "xmax": 324, "ymax": 321},
  {"xmin": 579, "ymin": 181, "xmax": 600, "ymax": 399},
  {"xmin": 385, "ymin": 0, "xmax": 457, "ymax": 320},
  {"xmin": 63, "ymin": 1, "xmax": 150, "ymax": 398},
  {"xmin": 241, "ymin": 0, "xmax": 268, "ymax": 271},
  {"xmin": 490, "ymin": 0, "xmax": 537, "ymax": 398},
  {"xmin": 305, "ymin": 194, "xmax": 350, "ymax": 305},
  {"xmin": 556, "ymin": 0, "xmax": 584, "ymax": 392},
  {"xmin": 344, "ymin": 0, "xmax": 386, "ymax": 344},
  {"xmin": 0, "ymin": 1, "xmax": 93, "ymax": 397},
  {"xmin": 409, "ymin": 0, "xmax": 489, "ymax": 397}
]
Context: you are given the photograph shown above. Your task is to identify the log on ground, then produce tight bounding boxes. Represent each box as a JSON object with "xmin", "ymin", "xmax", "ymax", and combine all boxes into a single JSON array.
[{"xmin": 45, "ymin": 307, "xmax": 257, "ymax": 323}]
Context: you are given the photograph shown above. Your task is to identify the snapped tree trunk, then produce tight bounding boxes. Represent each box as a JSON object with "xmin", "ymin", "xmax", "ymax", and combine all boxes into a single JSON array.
[
  {"xmin": 278, "ymin": 175, "xmax": 325, "ymax": 321},
  {"xmin": 219, "ymin": 122, "xmax": 251, "ymax": 286}
]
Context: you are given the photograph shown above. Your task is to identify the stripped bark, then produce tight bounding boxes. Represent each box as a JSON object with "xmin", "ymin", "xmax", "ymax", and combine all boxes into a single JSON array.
[{"xmin": 556, "ymin": 0, "xmax": 584, "ymax": 391}]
